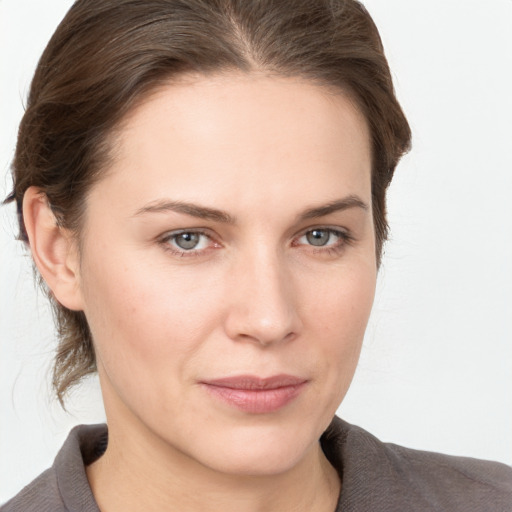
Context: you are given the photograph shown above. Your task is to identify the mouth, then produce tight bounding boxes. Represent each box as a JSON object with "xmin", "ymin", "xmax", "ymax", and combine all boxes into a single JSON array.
[{"xmin": 199, "ymin": 375, "xmax": 308, "ymax": 414}]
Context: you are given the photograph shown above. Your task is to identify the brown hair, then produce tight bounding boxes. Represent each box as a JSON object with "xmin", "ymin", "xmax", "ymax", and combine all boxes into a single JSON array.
[{"xmin": 5, "ymin": 0, "xmax": 411, "ymax": 403}]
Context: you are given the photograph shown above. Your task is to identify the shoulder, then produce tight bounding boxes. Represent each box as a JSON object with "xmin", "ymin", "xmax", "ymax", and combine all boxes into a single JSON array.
[
  {"xmin": 378, "ymin": 435, "xmax": 512, "ymax": 511},
  {"xmin": 0, "ymin": 468, "xmax": 62, "ymax": 512},
  {"xmin": 323, "ymin": 416, "xmax": 512, "ymax": 512},
  {"xmin": 1, "ymin": 425, "xmax": 106, "ymax": 512}
]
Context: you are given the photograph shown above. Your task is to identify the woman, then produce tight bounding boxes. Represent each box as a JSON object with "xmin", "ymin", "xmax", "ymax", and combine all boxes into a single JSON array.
[{"xmin": 1, "ymin": 0, "xmax": 511, "ymax": 510}]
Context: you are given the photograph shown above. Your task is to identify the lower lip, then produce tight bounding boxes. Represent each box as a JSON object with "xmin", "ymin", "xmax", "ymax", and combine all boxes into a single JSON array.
[{"xmin": 201, "ymin": 383, "xmax": 306, "ymax": 414}]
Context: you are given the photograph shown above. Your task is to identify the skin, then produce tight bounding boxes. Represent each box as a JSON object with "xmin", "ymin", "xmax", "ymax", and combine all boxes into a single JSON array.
[{"xmin": 24, "ymin": 73, "xmax": 376, "ymax": 512}]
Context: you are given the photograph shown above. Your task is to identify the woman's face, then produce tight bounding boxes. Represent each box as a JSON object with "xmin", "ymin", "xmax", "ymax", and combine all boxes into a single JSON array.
[{"xmin": 76, "ymin": 73, "xmax": 376, "ymax": 475}]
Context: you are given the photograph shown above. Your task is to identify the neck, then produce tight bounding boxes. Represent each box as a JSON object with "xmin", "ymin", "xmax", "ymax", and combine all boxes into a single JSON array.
[{"xmin": 86, "ymin": 416, "xmax": 340, "ymax": 512}]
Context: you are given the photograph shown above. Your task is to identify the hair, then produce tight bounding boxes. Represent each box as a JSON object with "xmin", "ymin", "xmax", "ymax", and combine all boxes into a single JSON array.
[{"xmin": 5, "ymin": 0, "xmax": 411, "ymax": 404}]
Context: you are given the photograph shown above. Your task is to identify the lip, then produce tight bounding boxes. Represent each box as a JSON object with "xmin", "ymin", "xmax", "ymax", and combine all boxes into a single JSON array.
[{"xmin": 200, "ymin": 375, "xmax": 308, "ymax": 414}]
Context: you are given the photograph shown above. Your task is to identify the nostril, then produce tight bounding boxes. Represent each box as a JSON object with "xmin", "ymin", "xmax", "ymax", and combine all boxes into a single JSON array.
[{"xmin": 225, "ymin": 311, "xmax": 299, "ymax": 347}]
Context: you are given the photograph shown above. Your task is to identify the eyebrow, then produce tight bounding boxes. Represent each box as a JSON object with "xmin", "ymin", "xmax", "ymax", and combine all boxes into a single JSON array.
[
  {"xmin": 133, "ymin": 199, "xmax": 236, "ymax": 224},
  {"xmin": 298, "ymin": 195, "xmax": 368, "ymax": 221},
  {"xmin": 133, "ymin": 194, "xmax": 368, "ymax": 224}
]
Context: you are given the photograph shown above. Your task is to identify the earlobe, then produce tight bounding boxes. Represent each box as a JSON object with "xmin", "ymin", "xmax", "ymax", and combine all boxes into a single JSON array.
[{"xmin": 23, "ymin": 187, "xmax": 84, "ymax": 311}]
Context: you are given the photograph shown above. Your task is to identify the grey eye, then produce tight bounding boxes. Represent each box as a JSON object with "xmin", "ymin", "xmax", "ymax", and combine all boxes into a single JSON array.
[
  {"xmin": 306, "ymin": 229, "xmax": 331, "ymax": 246},
  {"xmin": 174, "ymin": 232, "xmax": 201, "ymax": 250}
]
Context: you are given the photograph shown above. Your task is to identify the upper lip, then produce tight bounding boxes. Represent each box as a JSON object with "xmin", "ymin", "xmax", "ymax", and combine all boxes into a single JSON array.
[{"xmin": 201, "ymin": 375, "xmax": 307, "ymax": 390}]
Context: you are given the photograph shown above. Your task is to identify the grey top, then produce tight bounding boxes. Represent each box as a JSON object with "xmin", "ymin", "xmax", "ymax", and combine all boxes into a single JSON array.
[{"xmin": 2, "ymin": 416, "xmax": 511, "ymax": 511}]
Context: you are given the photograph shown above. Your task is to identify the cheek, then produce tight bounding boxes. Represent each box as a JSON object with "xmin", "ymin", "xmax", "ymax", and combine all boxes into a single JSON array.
[
  {"xmin": 79, "ymin": 253, "xmax": 230, "ymax": 422},
  {"xmin": 305, "ymin": 262, "xmax": 375, "ymax": 339},
  {"xmin": 301, "ymin": 259, "xmax": 376, "ymax": 385},
  {"xmin": 79, "ymin": 248, "xmax": 223, "ymax": 376}
]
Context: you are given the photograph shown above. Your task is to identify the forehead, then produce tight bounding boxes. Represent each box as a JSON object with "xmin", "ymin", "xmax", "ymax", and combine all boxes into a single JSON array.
[{"xmin": 91, "ymin": 73, "xmax": 372, "ymax": 218}]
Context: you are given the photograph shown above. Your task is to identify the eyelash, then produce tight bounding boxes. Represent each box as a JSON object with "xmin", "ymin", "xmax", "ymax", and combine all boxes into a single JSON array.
[
  {"xmin": 158, "ymin": 227, "xmax": 354, "ymax": 258},
  {"xmin": 293, "ymin": 228, "xmax": 354, "ymax": 256},
  {"xmin": 159, "ymin": 229, "xmax": 217, "ymax": 258}
]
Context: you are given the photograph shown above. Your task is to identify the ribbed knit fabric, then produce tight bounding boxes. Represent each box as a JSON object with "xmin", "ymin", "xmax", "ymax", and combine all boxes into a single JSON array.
[
  {"xmin": 1, "ymin": 424, "xmax": 105, "ymax": 512},
  {"xmin": 323, "ymin": 417, "xmax": 512, "ymax": 511},
  {"xmin": 2, "ymin": 417, "xmax": 511, "ymax": 511}
]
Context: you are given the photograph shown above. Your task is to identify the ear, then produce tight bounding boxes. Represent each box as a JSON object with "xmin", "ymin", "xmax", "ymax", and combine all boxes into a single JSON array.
[{"xmin": 23, "ymin": 187, "xmax": 84, "ymax": 311}]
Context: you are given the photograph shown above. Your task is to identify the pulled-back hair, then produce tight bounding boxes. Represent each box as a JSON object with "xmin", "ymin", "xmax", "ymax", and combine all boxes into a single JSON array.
[{"xmin": 5, "ymin": 0, "xmax": 411, "ymax": 403}]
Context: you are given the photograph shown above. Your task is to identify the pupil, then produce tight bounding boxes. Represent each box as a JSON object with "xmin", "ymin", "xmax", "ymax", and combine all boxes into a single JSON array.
[
  {"xmin": 176, "ymin": 233, "xmax": 199, "ymax": 250},
  {"xmin": 307, "ymin": 230, "xmax": 330, "ymax": 246}
]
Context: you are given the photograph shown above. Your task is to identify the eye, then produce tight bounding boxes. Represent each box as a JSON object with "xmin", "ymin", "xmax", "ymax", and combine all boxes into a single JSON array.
[
  {"xmin": 174, "ymin": 232, "xmax": 203, "ymax": 250},
  {"xmin": 298, "ymin": 228, "xmax": 347, "ymax": 248},
  {"xmin": 160, "ymin": 230, "xmax": 215, "ymax": 255},
  {"xmin": 292, "ymin": 227, "xmax": 354, "ymax": 256},
  {"xmin": 305, "ymin": 229, "xmax": 332, "ymax": 247}
]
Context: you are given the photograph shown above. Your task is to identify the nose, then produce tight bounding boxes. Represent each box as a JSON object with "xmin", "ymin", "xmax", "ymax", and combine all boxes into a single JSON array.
[{"xmin": 223, "ymin": 247, "xmax": 301, "ymax": 346}]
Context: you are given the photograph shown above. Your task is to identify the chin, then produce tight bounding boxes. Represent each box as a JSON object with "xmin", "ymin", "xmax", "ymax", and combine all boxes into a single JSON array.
[
  {"xmin": 207, "ymin": 439, "xmax": 313, "ymax": 477},
  {"xmin": 183, "ymin": 415, "xmax": 327, "ymax": 477}
]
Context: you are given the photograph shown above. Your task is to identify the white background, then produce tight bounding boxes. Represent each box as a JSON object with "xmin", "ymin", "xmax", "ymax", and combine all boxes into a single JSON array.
[{"xmin": 1, "ymin": 0, "xmax": 511, "ymax": 503}]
